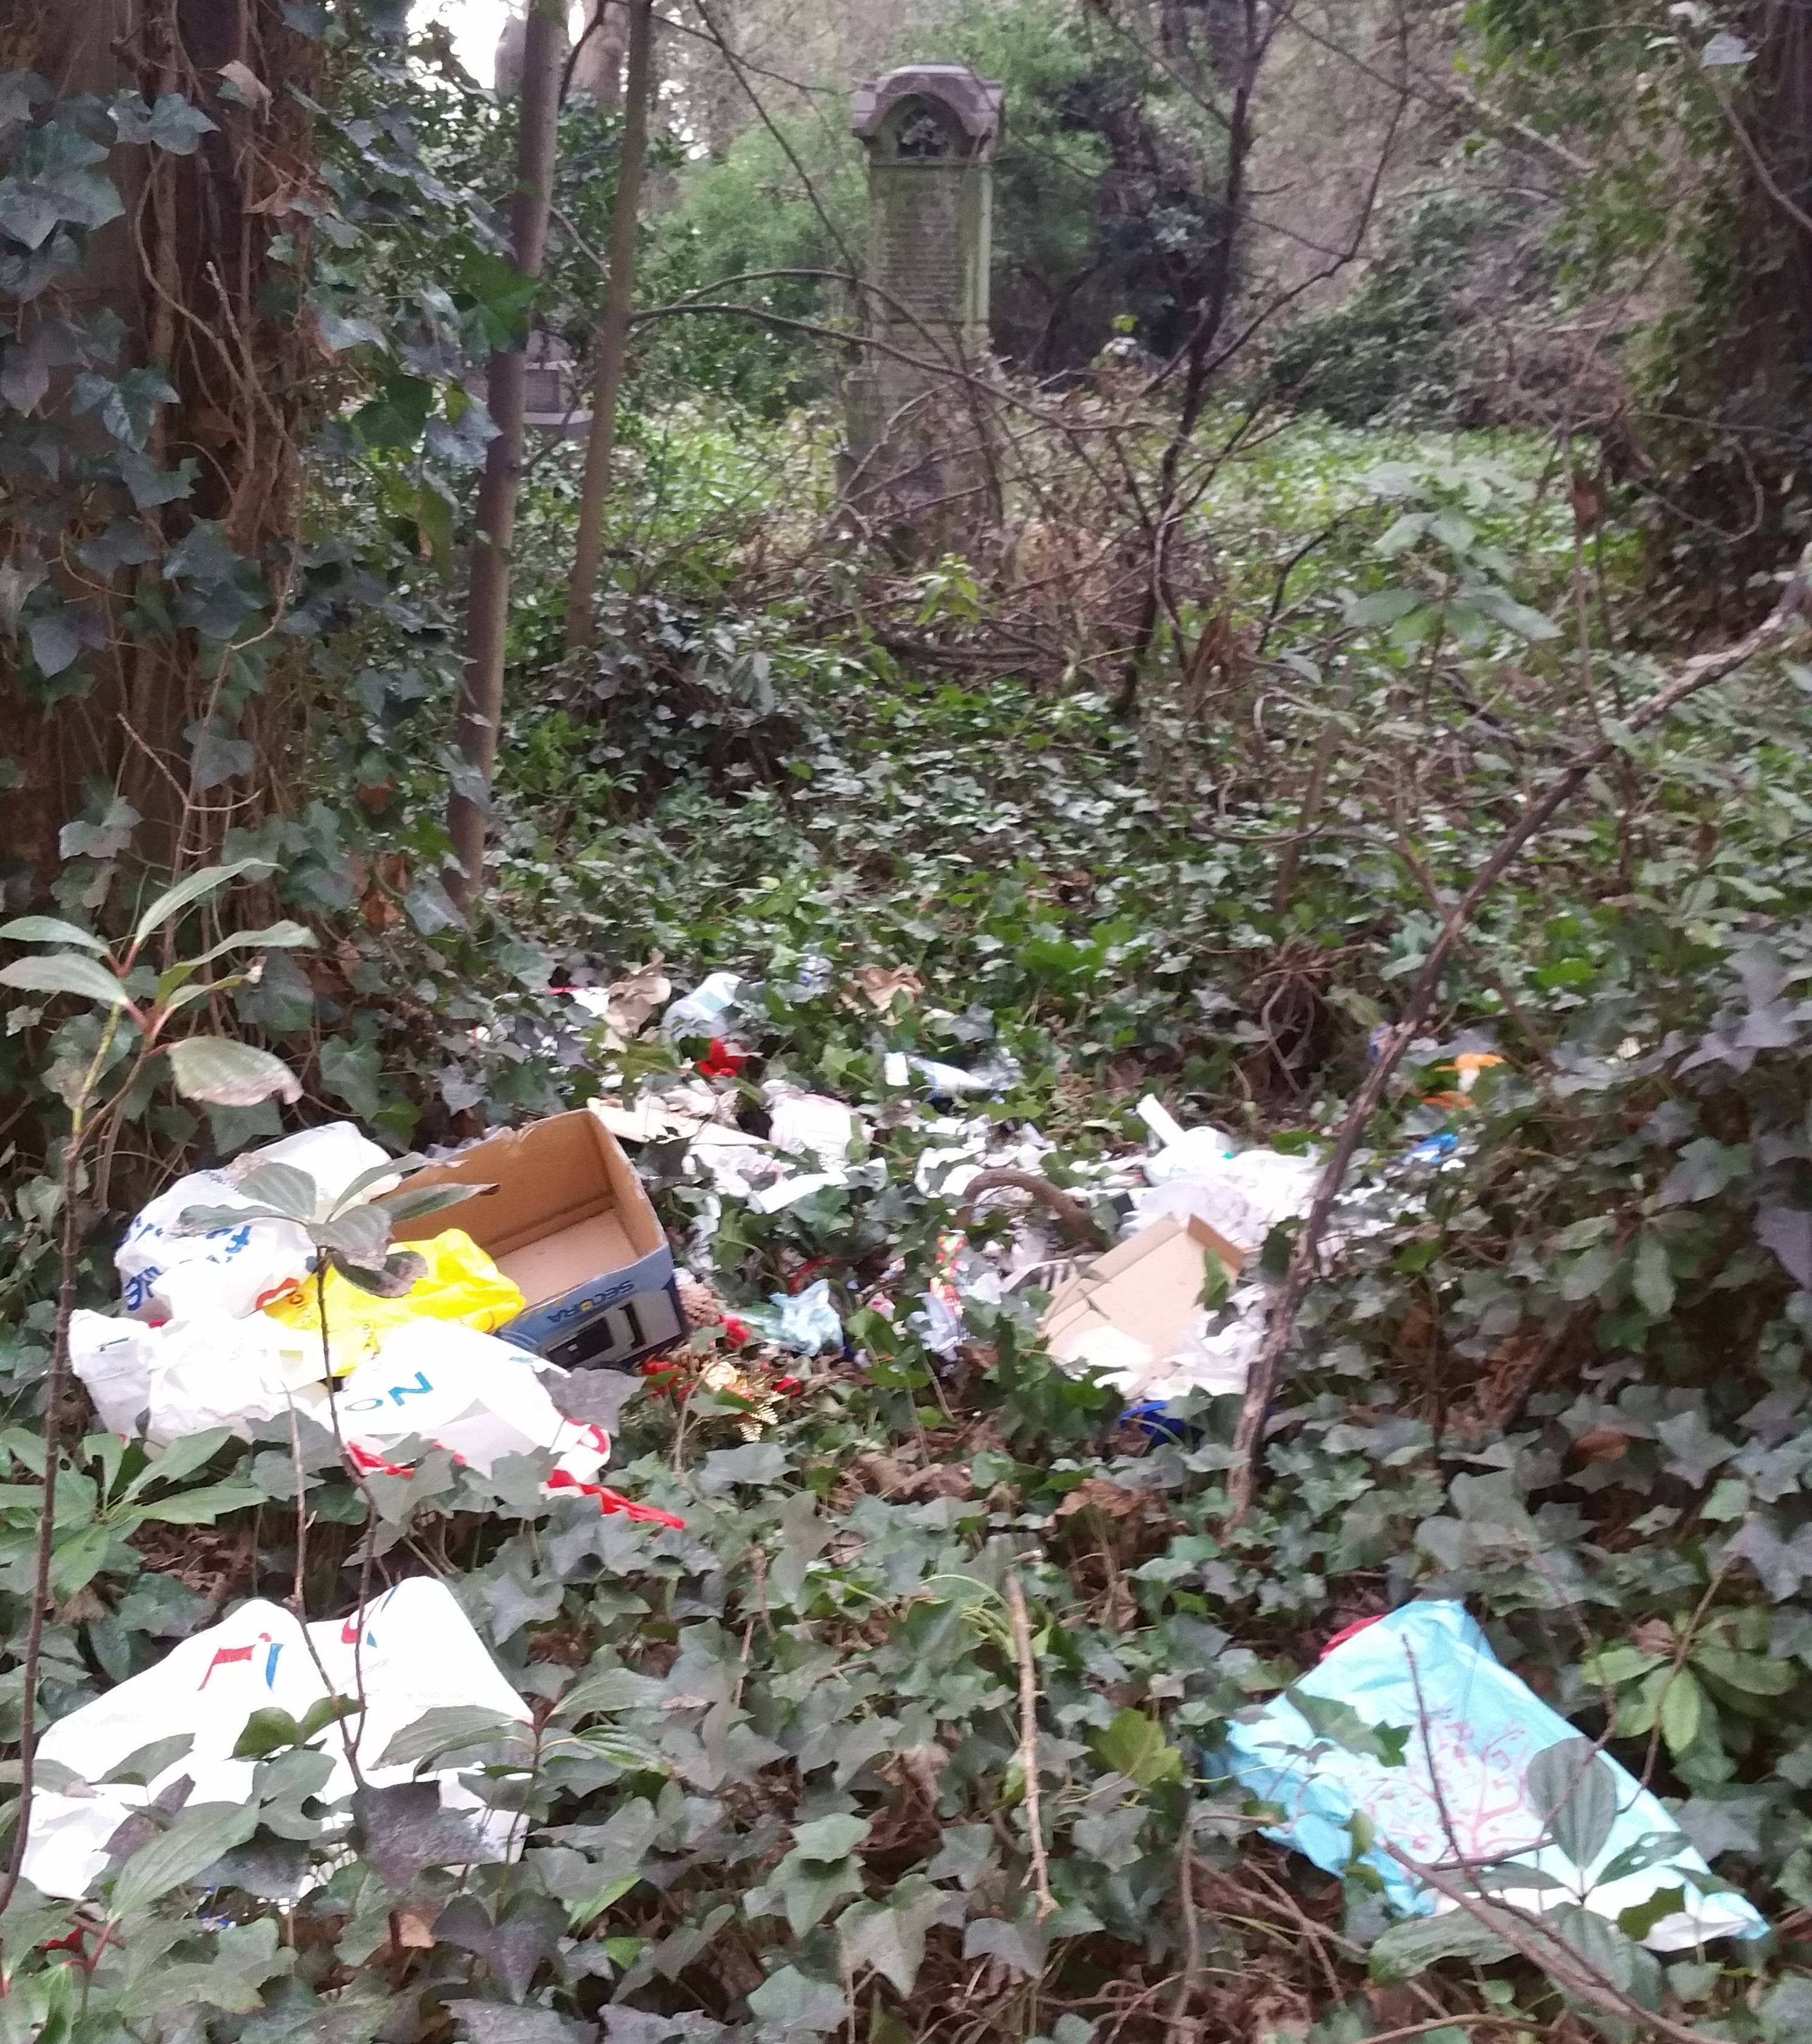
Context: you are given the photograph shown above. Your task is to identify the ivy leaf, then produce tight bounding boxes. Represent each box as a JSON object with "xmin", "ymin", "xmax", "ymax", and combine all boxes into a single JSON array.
[
  {"xmin": 1281, "ymin": 1689, "xmax": 1408, "ymax": 1769},
  {"xmin": 961, "ymin": 1913, "xmax": 1050, "ymax": 1981},
  {"xmin": 790, "ymin": 1814, "xmax": 869, "ymax": 1861},
  {"xmin": 1757, "ymin": 1206, "xmax": 1812, "ymax": 1287},
  {"xmin": 165, "ymin": 1035, "xmax": 302, "ymax": 1106},
  {"xmin": 836, "ymin": 1882, "xmax": 950, "ymax": 1995},
  {"xmin": 111, "ymin": 91, "xmax": 219, "ymax": 155},
  {"xmin": 1631, "ymin": 1233, "xmax": 1675, "ymax": 1318},
  {"xmin": 185, "ymin": 721, "xmax": 257, "ymax": 790},
  {"xmin": 0, "ymin": 122, "xmax": 123, "ymax": 249},
  {"xmin": 27, "ymin": 609, "xmax": 80, "ymax": 677},
  {"xmin": 1654, "ymin": 1409, "xmax": 1736, "ymax": 1488},
  {"xmin": 353, "ymin": 1781, "xmax": 489, "ymax": 1889},
  {"xmin": 1090, "ymin": 1706, "xmax": 1184, "ymax": 1785},
  {"xmin": 404, "ymin": 875, "xmax": 466, "ymax": 935},
  {"xmin": 320, "ymin": 1035, "xmax": 382, "ymax": 1120},
  {"xmin": 744, "ymin": 1967, "xmax": 848, "ymax": 2035},
  {"xmin": 1527, "ymin": 1737, "xmax": 1617, "ymax": 1869}
]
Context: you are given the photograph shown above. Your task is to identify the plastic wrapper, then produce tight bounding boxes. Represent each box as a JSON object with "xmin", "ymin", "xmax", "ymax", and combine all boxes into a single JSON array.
[
  {"xmin": 23, "ymin": 1577, "xmax": 529, "ymax": 1902},
  {"xmin": 664, "ymin": 971, "xmax": 744, "ymax": 1038},
  {"xmin": 261, "ymin": 1228, "xmax": 525, "ymax": 1374},
  {"xmin": 116, "ymin": 1123, "xmax": 394, "ymax": 1325},
  {"xmin": 1218, "ymin": 1601, "xmax": 1766, "ymax": 1953},
  {"xmin": 740, "ymin": 1278, "xmax": 843, "ymax": 1356},
  {"xmin": 336, "ymin": 1322, "xmax": 608, "ymax": 1483},
  {"xmin": 71, "ymin": 1309, "xmax": 325, "ymax": 1445}
]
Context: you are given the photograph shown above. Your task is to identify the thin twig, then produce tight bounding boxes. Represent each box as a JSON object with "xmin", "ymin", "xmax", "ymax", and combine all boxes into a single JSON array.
[{"xmin": 1003, "ymin": 1573, "xmax": 1057, "ymax": 1922}]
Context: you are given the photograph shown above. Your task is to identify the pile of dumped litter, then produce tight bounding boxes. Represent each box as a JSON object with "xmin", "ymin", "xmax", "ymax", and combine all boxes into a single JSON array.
[{"xmin": 44, "ymin": 958, "xmax": 1766, "ymax": 1963}]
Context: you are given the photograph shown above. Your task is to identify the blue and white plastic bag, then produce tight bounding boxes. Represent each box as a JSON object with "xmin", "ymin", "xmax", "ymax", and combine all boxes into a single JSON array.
[{"xmin": 1218, "ymin": 1601, "xmax": 1765, "ymax": 1952}]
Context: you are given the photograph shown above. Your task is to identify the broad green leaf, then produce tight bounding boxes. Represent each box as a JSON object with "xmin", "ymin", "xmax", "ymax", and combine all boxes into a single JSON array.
[
  {"xmin": 131, "ymin": 857, "xmax": 274, "ymax": 943},
  {"xmin": 232, "ymin": 1707, "xmax": 305, "ymax": 1759},
  {"xmin": 234, "ymin": 1160, "xmax": 319, "ymax": 1219},
  {"xmin": 165, "ymin": 1034, "xmax": 300, "ymax": 1106},
  {"xmin": 1580, "ymin": 1646, "xmax": 1664, "ymax": 1688},
  {"xmin": 1693, "ymin": 1643, "xmax": 1794, "ymax": 1696},
  {"xmin": 107, "ymin": 1801, "xmax": 259, "ymax": 1918},
  {"xmin": 0, "ymin": 951, "xmax": 130, "ymax": 1009},
  {"xmin": 0, "ymin": 915, "xmax": 106, "ymax": 951},
  {"xmin": 377, "ymin": 1703, "xmax": 530, "ymax": 1770},
  {"xmin": 1369, "ymin": 1910, "xmax": 1513, "ymax": 1980},
  {"xmin": 123, "ymin": 1426, "xmax": 234, "ymax": 1497},
  {"xmin": 1596, "ymin": 1832, "xmax": 1692, "ymax": 1886},
  {"xmin": 1527, "ymin": 1737, "xmax": 1618, "ymax": 1868},
  {"xmin": 102, "ymin": 1733, "xmax": 193, "ymax": 1786},
  {"xmin": 1659, "ymin": 1668, "xmax": 1705, "ymax": 1757},
  {"xmin": 375, "ymin": 1179, "xmax": 490, "ymax": 1225},
  {"xmin": 134, "ymin": 1481, "xmax": 266, "ymax": 1523}
]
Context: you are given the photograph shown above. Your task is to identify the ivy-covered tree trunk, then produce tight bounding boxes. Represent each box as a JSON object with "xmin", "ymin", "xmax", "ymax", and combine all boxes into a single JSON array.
[{"xmin": 0, "ymin": 0, "xmax": 319, "ymax": 899}]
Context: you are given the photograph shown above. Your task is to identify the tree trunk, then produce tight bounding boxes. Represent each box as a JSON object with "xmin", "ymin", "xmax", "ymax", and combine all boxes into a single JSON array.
[
  {"xmin": 446, "ymin": 0, "xmax": 566, "ymax": 912},
  {"xmin": 1, "ymin": 0, "xmax": 319, "ymax": 895},
  {"xmin": 571, "ymin": 0, "xmax": 628, "ymax": 109},
  {"xmin": 563, "ymin": 0, "xmax": 653, "ymax": 652}
]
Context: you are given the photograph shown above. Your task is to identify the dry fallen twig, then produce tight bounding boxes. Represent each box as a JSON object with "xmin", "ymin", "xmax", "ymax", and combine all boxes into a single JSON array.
[{"xmin": 1004, "ymin": 1572, "xmax": 1057, "ymax": 1921}]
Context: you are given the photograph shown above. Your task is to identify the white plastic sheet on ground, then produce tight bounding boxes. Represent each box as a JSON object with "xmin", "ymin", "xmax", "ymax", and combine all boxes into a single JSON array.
[
  {"xmin": 336, "ymin": 1322, "xmax": 608, "ymax": 1483},
  {"xmin": 24, "ymin": 1577, "xmax": 529, "ymax": 1901},
  {"xmin": 71, "ymin": 1313, "xmax": 609, "ymax": 1491},
  {"xmin": 70, "ymin": 1309, "xmax": 325, "ymax": 1445},
  {"xmin": 116, "ymin": 1123, "xmax": 394, "ymax": 1325},
  {"xmin": 1218, "ymin": 1600, "xmax": 1766, "ymax": 1954}
]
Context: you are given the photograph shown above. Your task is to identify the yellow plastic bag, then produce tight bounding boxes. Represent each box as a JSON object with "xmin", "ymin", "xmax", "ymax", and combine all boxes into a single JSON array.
[{"xmin": 262, "ymin": 1229, "xmax": 526, "ymax": 1377}]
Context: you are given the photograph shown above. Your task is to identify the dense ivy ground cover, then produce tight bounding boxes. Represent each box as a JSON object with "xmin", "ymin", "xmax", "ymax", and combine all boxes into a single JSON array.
[{"xmin": 9, "ymin": 395, "xmax": 1812, "ymax": 2044}]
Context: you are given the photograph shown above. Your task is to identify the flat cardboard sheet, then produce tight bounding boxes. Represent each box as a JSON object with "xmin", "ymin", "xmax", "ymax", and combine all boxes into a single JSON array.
[
  {"xmin": 1042, "ymin": 1215, "xmax": 1243, "ymax": 1366},
  {"xmin": 394, "ymin": 1107, "xmax": 663, "ymax": 1312}
]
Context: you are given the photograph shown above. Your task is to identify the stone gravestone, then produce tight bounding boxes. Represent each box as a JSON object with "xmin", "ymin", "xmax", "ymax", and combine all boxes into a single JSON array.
[{"xmin": 845, "ymin": 66, "xmax": 1004, "ymax": 545}]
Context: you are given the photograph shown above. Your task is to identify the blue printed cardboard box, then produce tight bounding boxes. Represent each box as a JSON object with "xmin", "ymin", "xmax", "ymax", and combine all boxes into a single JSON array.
[{"xmin": 392, "ymin": 1104, "xmax": 684, "ymax": 1370}]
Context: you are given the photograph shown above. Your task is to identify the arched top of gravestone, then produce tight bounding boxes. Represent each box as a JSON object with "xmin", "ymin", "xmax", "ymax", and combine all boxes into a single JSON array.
[{"xmin": 850, "ymin": 65, "xmax": 1005, "ymax": 150}]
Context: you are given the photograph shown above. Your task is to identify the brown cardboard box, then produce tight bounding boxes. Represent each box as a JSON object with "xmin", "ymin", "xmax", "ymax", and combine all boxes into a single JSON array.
[
  {"xmin": 392, "ymin": 1104, "xmax": 682, "ymax": 1368},
  {"xmin": 1041, "ymin": 1215, "xmax": 1243, "ymax": 1370}
]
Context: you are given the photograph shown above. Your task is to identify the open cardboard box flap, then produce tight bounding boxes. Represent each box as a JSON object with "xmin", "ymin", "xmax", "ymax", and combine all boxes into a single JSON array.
[
  {"xmin": 1042, "ymin": 1215, "xmax": 1243, "ymax": 1364},
  {"xmin": 391, "ymin": 1105, "xmax": 665, "ymax": 1311}
]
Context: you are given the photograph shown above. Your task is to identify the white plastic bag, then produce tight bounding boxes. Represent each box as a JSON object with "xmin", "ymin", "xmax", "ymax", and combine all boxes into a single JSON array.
[
  {"xmin": 336, "ymin": 1322, "xmax": 608, "ymax": 1483},
  {"xmin": 117, "ymin": 1122, "xmax": 392, "ymax": 1325},
  {"xmin": 1131, "ymin": 1096, "xmax": 1319, "ymax": 1253},
  {"xmin": 25, "ymin": 1576, "xmax": 529, "ymax": 1901},
  {"xmin": 71, "ymin": 1308, "xmax": 325, "ymax": 1444}
]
